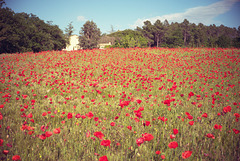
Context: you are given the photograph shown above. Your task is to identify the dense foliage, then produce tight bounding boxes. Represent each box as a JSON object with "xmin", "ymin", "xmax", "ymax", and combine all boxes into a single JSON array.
[
  {"xmin": 79, "ymin": 21, "xmax": 101, "ymax": 49},
  {"xmin": 0, "ymin": 6, "xmax": 66, "ymax": 54},
  {"xmin": 136, "ymin": 19, "xmax": 240, "ymax": 48},
  {"xmin": 108, "ymin": 29, "xmax": 148, "ymax": 48}
]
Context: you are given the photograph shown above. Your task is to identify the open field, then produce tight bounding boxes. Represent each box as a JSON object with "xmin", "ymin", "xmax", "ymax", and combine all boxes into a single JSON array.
[{"xmin": 0, "ymin": 48, "xmax": 239, "ymax": 161}]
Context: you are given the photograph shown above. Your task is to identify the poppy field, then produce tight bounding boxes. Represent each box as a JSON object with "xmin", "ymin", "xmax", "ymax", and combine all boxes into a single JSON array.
[{"xmin": 0, "ymin": 48, "xmax": 239, "ymax": 161}]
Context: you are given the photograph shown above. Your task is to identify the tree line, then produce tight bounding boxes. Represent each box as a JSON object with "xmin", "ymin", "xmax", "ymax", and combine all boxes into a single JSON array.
[
  {"xmin": 0, "ymin": 2, "xmax": 66, "ymax": 54},
  {"xmin": 107, "ymin": 19, "xmax": 240, "ymax": 48}
]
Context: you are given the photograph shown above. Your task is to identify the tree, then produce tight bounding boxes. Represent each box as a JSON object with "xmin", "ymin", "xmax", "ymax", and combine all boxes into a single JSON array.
[
  {"xmin": 65, "ymin": 22, "xmax": 74, "ymax": 36},
  {"xmin": 164, "ymin": 23, "xmax": 184, "ymax": 47},
  {"xmin": 153, "ymin": 20, "xmax": 164, "ymax": 47},
  {"xmin": 0, "ymin": 7, "xmax": 66, "ymax": 53},
  {"xmin": 108, "ymin": 29, "xmax": 148, "ymax": 48},
  {"xmin": 232, "ymin": 26, "xmax": 240, "ymax": 48},
  {"xmin": 216, "ymin": 35, "xmax": 231, "ymax": 48},
  {"xmin": 181, "ymin": 19, "xmax": 191, "ymax": 46},
  {"xmin": 137, "ymin": 20, "xmax": 154, "ymax": 47},
  {"xmin": 79, "ymin": 20, "xmax": 101, "ymax": 49},
  {"xmin": 64, "ymin": 22, "xmax": 74, "ymax": 45}
]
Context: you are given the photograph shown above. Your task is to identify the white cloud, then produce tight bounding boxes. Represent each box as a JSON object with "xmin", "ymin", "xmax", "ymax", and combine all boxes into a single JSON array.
[
  {"xmin": 77, "ymin": 16, "xmax": 87, "ymax": 22},
  {"xmin": 131, "ymin": 0, "xmax": 240, "ymax": 28}
]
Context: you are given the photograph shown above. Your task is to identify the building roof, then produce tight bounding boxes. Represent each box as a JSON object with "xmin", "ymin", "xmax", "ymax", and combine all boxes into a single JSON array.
[{"xmin": 98, "ymin": 36, "xmax": 115, "ymax": 44}]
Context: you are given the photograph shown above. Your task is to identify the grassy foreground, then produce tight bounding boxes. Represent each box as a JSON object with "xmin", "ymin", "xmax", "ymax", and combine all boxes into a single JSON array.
[{"xmin": 0, "ymin": 48, "xmax": 239, "ymax": 161}]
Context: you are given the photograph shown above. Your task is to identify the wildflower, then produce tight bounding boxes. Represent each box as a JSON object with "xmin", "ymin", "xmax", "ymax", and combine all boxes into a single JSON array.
[
  {"xmin": 110, "ymin": 122, "xmax": 115, "ymax": 126},
  {"xmin": 173, "ymin": 128, "xmax": 178, "ymax": 135},
  {"xmin": 45, "ymin": 131, "xmax": 53, "ymax": 137},
  {"xmin": 99, "ymin": 155, "xmax": 108, "ymax": 161},
  {"xmin": 168, "ymin": 141, "xmax": 178, "ymax": 148},
  {"xmin": 94, "ymin": 131, "xmax": 104, "ymax": 140},
  {"xmin": 127, "ymin": 126, "xmax": 132, "ymax": 131},
  {"xmin": 53, "ymin": 128, "xmax": 61, "ymax": 134},
  {"xmin": 189, "ymin": 121, "xmax": 194, "ymax": 126},
  {"xmin": 136, "ymin": 137, "xmax": 144, "ymax": 146},
  {"xmin": 67, "ymin": 112, "xmax": 72, "ymax": 119},
  {"xmin": 182, "ymin": 151, "xmax": 192, "ymax": 159},
  {"xmin": 156, "ymin": 151, "xmax": 161, "ymax": 155},
  {"xmin": 142, "ymin": 133, "xmax": 154, "ymax": 141},
  {"xmin": 205, "ymin": 133, "xmax": 215, "ymax": 139},
  {"xmin": 202, "ymin": 113, "xmax": 208, "ymax": 118},
  {"xmin": 214, "ymin": 124, "xmax": 222, "ymax": 131},
  {"xmin": 12, "ymin": 155, "xmax": 21, "ymax": 160},
  {"xmin": 100, "ymin": 140, "xmax": 111, "ymax": 147}
]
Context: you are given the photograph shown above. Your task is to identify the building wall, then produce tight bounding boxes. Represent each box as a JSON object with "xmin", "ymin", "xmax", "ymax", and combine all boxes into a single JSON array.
[
  {"xmin": 63, "ymin": 35, "xmax": 81, "ymax": 51},
  {"xmin": 63, "ymin": 35, "xmax": 112, "ymax": 50}
]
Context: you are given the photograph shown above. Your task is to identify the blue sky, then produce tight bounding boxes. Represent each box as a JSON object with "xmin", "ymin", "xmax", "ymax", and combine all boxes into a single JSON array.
[{"xmin": 5, "ymin": 0, "xmax": 240, "ymax": 34}]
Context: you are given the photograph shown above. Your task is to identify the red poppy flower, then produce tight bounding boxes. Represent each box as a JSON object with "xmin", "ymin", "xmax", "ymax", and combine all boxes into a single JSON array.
[
  {"xmin": 214, "ymin": 124, "xmax": 222, "ymax": 131},
  {"xmin": 27, "ymin": 113, "xmax": 33, "ymax": 118},
  {"xmin": 136, "ymin": 99, "xmax": 142, "ymax": 104},
  {"xmin": 188, "ymin": 92, "xmax": 194, "ymax": 98},
  {"xmin": 168, "ymin": 141, "xmax": 178, "ymax": 148},
  {"xmin": 94, "ymin": 131, "xmax": 104, "ymax": 140},
  {"xmin": 53, "ymin": 128, "xmax": 61, "ymax": 134},
  {"xmin": 182, "ymin": 151, "xmax": 192, "ymax": 159},
  {"xmin": 234, "ymin": 113, "xmax": 240, "ymax": 118},
  {"xmin": 163, "ymin": 99, "xmax": 171, "ymax": 105},
  {"xmin": 233, "ymin": 129, "xmax": 239, "ymax": 134},
  {"xmin": 127, "ymin": 126, "xmax": 132, "ymax": 131},
  {"xmin": 187, "ymin": 115, "xmax": 193, "ymax": 119},
  {"xmin": 170, "ymin": 134, "xmax": 176, "ymax": 139},
  {"xmin": 45, "ymin": 131, "xmax": 53, "ymax": 137},
  {"xmin": 110, "ymin": 122, "xmax": 115, "ymax": 126},
  {"xmin": 99, "ymin": 155, "xmax": 108, "ymax": 161},
  {"xmin": 205, "ymin": 133, "xmax": 215, "ymax": 139},
  {"xmin": 3, "ymin": 150, "xmax": 9, "ymax": 155},
  {"xmin": 67, "ymin": 112, "xmax": 72, "ymax": 119},
  {"xmin": 142, "ymin": 133, "xmax": 154, "ymax": 141},
  {"xmin": 0, "ymin": 139, "xmax": 3, "ymax": 146},
  {"xmin": 189, "ymin": 121, "xmax": 194, "ymax": 126},
  {"xmin": 202, "ymin": 113, "xmax": 208, "ymax": 118},
  {"xmin": 145, "ymin": 121, "xmax": 150, "ymax": 126},
  {"xmin": 22, "ymin": 95, "xmax": 28, "ymax": 99},
  {"xmin": 39, "ymin": 134, "xmax": 46, "ymax": 140},
  {"xmin": 100, "ymin": 140, "xmax": 111, "ymax": 147},
  {"xmin": 0, "ymin": 112, "xmax": 3, "ymax": 120},
  {"xmin": 136, "ymin": 137, "xmax": 145, "ymax": 146},
  {"xmin": 86, "ymin": 111, "xmax": 94, "ymax": 119},
  {"xmin": 161, "ymin": 155, "xmax": 165, "ymax": 159},
  {"xmin": 0, "ymin": 104, "xmax": 4, "ymax": 108},
  {"xmin": 156, "ymin": 151, "xmax": 161, "ymax": 155},
  {"xmin": 75, "ymin": 113, "xmax": 81, "ymax": 118},
  {"xmin": 173, "ymin": 128, "xmax": 178, "ymax": 135},
  {"xmin": 223, "ymin": 106, "xmax": 231, "ymax": 113},
  {"xmin": 42, "ymin": 112, "xmax": 47, "ymax": 116},
  {"xmin": 12, "ymin": 155, "xmax": 21, "ymax": 160}
]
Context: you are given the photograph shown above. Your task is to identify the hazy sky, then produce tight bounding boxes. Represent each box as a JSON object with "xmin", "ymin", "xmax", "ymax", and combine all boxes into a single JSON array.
[{"xmin": 5, "ymin": 0, "xmax": 240, "ymax": 34}]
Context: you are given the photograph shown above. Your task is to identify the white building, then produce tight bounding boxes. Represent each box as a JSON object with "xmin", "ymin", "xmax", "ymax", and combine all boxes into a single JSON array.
[{"xmin": 63, "ymin": 35, "xmax": 81, "ymax": 51}]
